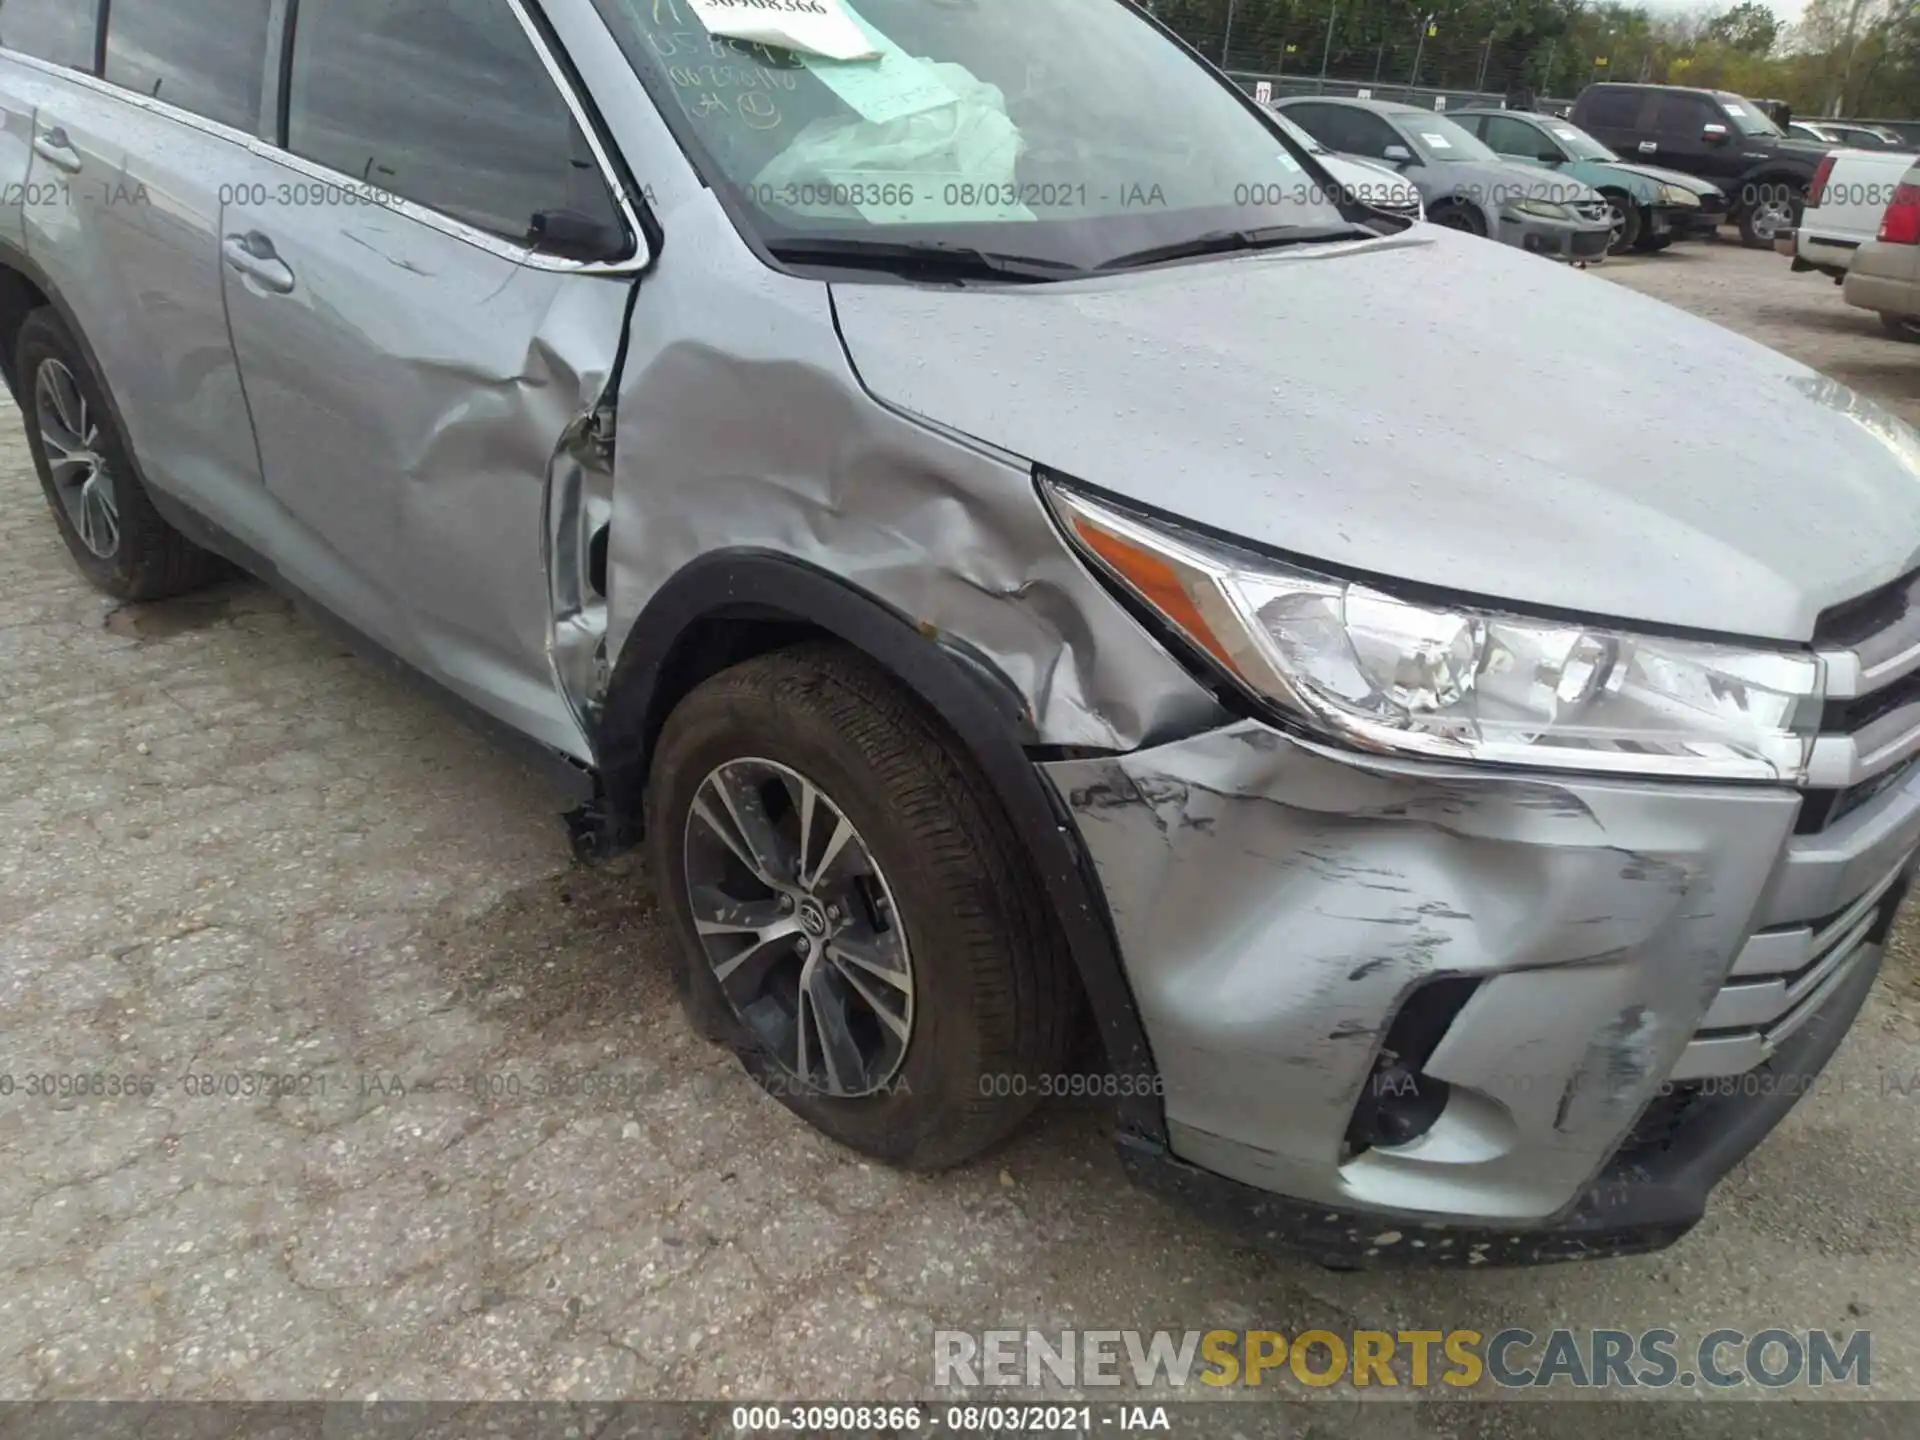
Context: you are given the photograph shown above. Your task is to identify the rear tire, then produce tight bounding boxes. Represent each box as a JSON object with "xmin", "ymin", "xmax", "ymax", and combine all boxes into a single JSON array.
[
  {"xmin": 16, "ymin": 307, "xmax": 222, "ymax": 599},
  {"xmin": 645, "ymin": 641, "xmax": 1078, "ymax": 1170},
  {"xmin": 1879, "ymin": 313, "xmax": 1920, "ymax": 344},
  {"xmin": 1737, "ymin": 182, "xmax": 1804, "ymax": 249}
]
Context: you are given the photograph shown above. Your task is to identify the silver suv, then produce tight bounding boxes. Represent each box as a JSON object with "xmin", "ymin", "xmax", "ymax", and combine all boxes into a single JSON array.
[{"xmin": 5, "ymin": 0, "xmax": 1920, "ymax": 1268}]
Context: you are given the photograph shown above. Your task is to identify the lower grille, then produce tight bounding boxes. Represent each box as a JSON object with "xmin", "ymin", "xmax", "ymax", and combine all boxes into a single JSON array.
[{"xmin": 1673, "ymin": 859, "xmax": 1907, "ymax": 1080}]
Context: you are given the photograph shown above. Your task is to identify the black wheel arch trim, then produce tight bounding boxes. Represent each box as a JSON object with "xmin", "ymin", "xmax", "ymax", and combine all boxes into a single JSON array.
[
  {"xmin": 596, "ymin": 548, "xmax": 1169, "ymax": 1142},
  {"xmin": 0, "ymin": 238, "xmax": 116, "ymax": 411}
]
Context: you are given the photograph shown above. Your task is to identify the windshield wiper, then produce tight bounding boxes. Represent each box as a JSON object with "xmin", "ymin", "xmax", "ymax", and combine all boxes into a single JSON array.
[
  {"xmin": 766, "ymin": 237, "xmax": 1084, "ymax": 283},
  {"xmin": 1095, "ymin": 224, "xmax": 1371, "ymax": 272}
]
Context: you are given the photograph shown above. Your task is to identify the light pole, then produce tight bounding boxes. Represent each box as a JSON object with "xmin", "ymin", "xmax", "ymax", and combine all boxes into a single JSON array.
[
  {"xmin": 1222, "ymin": 0, "xmax": 1237, "ymax": 67},
  {"xmin": 1319, "ymin": 2, "xmax": 1339, "ymax": 90},
  {"xmin": 1409, "ymin": 12, "xmax": 1434, "ymax": 87}
]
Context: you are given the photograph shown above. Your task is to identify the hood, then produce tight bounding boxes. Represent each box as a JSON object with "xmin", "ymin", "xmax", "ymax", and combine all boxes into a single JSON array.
[
  {"xmin": 832, "ymin": 229, "xmax": 1920, "ymax": 642},
  {"xmin": 1602, "ymin": 160, "xmax": 1725, "ymax": 196}
]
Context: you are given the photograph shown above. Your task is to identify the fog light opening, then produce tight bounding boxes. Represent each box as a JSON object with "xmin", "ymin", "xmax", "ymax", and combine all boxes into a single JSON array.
[{"xmin": 1344, "ymin": 976, "xmax": 1481, "ymax": 1158}]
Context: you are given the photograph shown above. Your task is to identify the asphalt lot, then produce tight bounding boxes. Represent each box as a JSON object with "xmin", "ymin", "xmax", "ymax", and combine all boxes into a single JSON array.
[{"xmin": 2, "ymin": 234, "xmax": 1919, "ymax": 1430}]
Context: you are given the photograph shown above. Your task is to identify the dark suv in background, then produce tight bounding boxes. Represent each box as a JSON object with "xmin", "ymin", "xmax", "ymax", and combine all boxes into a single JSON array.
[{"xmin": 1571, "ymin": 83, "xmax": 1829, "ymax": 248}]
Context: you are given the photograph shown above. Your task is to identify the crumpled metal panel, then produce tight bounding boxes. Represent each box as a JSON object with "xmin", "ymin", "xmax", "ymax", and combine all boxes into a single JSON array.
[
  {"xmin": 602, "ymin": 190, "xmax": 1221, "ymax": 751},
  {"xmin": 1040, "ymin": 722, "xmax": 1801, "ymax": 1223}
]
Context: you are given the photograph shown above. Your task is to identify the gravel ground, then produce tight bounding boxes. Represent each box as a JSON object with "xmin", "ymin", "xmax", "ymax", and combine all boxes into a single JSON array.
[{"xmin": 2, "ymin": 235, "xmax": 1919, "ymax": 1429}]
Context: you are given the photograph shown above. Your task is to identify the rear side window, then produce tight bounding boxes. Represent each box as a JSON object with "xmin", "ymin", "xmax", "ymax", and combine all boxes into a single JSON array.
[
  {"xmin": 1580, "ymin": 89, "xmax": 1642, "ymax": 130},
  {"xmin": 104, "ymin": 0, "xmax": 272, "ymax": 131},
  {"xmin": 286, "ymin": 0, "xmax": 622, "ymax": 247},
  {"xmin": 0, "ymin": 0, "xmax": 95, "ymax": 70}
]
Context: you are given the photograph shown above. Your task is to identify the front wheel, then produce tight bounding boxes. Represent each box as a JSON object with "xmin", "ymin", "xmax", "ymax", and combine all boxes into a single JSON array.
[
  {"xmin": 645, "ymin": 642, "xmax": 1079, "ymax": 1170},
  {"xmin": 1429, "ymin": 201, "xmax": 1487, "ymax": 237},
  {"xmin": 1603, "ymin": 193, "xmax": 1642, "ymax": 255}
]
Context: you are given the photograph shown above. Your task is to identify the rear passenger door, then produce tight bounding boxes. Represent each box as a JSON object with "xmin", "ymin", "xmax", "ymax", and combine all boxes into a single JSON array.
[
  {"xmin": 0, "ymin": 0, "xmax": 98, "ymax": 255},
  {"xmin": 14, "ymin": 0, "xmax": 273, "ymax": 531},
  {"xmin": 217, "ymin": 0, "xmax": 647, "ymax": 755},
  {"xmin": 1572, "ymin": 87, "xmax": 1645, "ymax": 159}
]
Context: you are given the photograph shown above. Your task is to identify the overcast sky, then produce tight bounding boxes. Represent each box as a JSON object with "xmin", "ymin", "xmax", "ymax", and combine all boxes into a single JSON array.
[{"xmin": 1643, "ymin": 0, "xmax": 1811, "ymax": 26}]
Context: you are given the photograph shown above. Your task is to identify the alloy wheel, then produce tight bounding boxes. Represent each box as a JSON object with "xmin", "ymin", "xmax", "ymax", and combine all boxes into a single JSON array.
[
  {"xmin": 1749, "ymin": 197, "xmax": 1794, "ymax": 242},
  {"xmin": 682, "ymin": 757, "xmax": 914, "ymax": 1097},
  {"xmin": 34, "ymin": 359, "xmax": 118, "ymax": 558}
]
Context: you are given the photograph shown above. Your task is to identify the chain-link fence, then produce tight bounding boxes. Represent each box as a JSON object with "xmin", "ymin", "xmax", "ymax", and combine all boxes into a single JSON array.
[{"xmin": 1148, "ymin": 0, "xmax": 1628, "ymax": 109}]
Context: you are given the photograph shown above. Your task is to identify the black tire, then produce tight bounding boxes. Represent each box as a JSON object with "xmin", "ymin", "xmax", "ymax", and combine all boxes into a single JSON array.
[
  {"xmin": 16, "ymin": 307, "xmax": 222, "ymax": 599},
  {"xmin": 1632, "ymin": 232, "xmax": 1675, "ymax": 253},
  {"xmin": 1879, "ymin": 313, "xmax": 1920, "ymax": 344},
  {"xmin": 1602, "ymin": 192, "xmax": 1642, "ymax": 255},
  {"xmin": 1429, "ymin": 201, "xmax": 1487, "ymax": 237},
  {"xmin": 646, "ymin": 641, "xmax": 1078, "ymax": 1170},
  {"xmin": 1737, "ymin": 181, "xmax": 1804, "ymax": 250}
]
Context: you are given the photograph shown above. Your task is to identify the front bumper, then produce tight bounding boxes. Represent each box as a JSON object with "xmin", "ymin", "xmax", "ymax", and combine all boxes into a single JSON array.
[
  {"xmin": 1494, "ymin": 210, "xmax": 1612, "ymax": 263},
  {"xmin": 1653, "ymin": 204, "xmax": 1718, "ymax": 240},
  {"xmin": 1041, "ymin": 722, "xmax": 1920, "ymax": 1264}
]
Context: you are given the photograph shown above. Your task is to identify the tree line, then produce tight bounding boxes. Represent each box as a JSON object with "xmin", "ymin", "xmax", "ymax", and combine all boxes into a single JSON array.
[{"xmin": 1148, "ymin": 0, "xmax": 1920, "ymax": 119}]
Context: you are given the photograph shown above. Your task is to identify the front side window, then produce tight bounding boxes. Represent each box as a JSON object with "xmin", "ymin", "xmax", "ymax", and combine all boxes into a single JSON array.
[
  {"xmin": 104, "ymin": 0, "xmax": 272, "ymax": 132},
  {"xmin": 588, "ymin": 0, "xmax": 1351, "ymax": 269},
  {"xmin": 1483, "ymin": 115, "xmax": 1552, "ymax": 160},
  {"xmin": 1652, "ymin": 93, "xmax": 1717, "ymax": 137},
  {"xmin": 286, "ymin": 0, "xmax": 623, "ymax": 247},
  {"xmin": 0, "ymin": 0, "xmax": 95, "ymax": 70}
]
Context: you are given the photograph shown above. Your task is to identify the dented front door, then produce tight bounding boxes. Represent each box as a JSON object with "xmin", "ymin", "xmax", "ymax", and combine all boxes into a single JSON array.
[{"xmin": 217, "ymin": 0, "xmax": 642, "ymax": 756}]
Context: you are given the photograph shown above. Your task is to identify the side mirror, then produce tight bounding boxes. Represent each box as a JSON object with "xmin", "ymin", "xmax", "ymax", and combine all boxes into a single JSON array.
[
  {"xmin": 528, "ymin": 208, "xmax": 627, "ymax": 263},
  {"xmin": 1383, "ymin": 143, "xmax": 1413, "ymax": 165},
  {"xmin": 1702, "ymin": 123, "xmax": 1730, "ymax": 145}
]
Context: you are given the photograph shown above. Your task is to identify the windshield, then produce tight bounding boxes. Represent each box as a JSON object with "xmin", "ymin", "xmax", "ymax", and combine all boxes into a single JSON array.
[
  {"xmin": 1719, "ymin": 96, "xmax": 1782, "ymax": 137},
  {"xmin": 587, "ymin": 0, "xmax": 1354, "ymax": 269},
  {"xmin": 1398, "ymin": 113, "xmax": 1497, "ymax": 163},
  {"xmin": 1542, "ymin": 120, "xmax": 1615, "ymax": 162}
]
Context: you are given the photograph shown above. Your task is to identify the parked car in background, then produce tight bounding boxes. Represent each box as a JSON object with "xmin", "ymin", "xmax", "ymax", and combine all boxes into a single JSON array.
[
  {"xmin": 1844, "ymin": 159, "xmax": 1920, "ymax": 339},
  {"xmin": 1267, "ymin": 108, "xmax": 1423, "ymax": 221},
  {"xmin": 1791, "ymin": 147, "xmax": 1919, "ymax": 280},
  {"xmin": 1828, "ymin": 122, "xmax": 1908, "ymax": 149},
  {"xmin": 1454, "ymin": 107, "xmax": 1725, "ymax": 254},
  {"xmin": 1790, "ymin": 121, "xmax": 1847, "ymax": 146},
  {"xmin": 1571, "ymin": 83, "xmax": 1828, "ymax": 247},
  {"xmin": 1276, "ymin": 97, "xmax": 1612, "ymax": 262}
]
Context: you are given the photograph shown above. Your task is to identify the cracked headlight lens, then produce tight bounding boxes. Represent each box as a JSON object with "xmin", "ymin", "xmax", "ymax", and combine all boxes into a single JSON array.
[{"xmin": 1046, "ymin": 484, "xmax": 1824, "ymax": 782}]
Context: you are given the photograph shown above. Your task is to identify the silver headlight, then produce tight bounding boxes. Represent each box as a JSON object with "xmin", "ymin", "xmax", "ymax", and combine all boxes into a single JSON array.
[
  {"xmin": 1047, "ymin": 485, "xmax": 1824, "ymax": 782},
  {"xmin": 1659, "ymin": 183, "xmax": 1700, "ymax": 206},
  {"xmin": 1509, "ymin": 197, "xmax": 1572, "ymax": 220}
]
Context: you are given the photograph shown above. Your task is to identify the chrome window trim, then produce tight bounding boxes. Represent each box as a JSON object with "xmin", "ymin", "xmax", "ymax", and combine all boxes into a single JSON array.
[{"xmin": 2, "ymin": 0, "xmax": 651, "ymax": 279}]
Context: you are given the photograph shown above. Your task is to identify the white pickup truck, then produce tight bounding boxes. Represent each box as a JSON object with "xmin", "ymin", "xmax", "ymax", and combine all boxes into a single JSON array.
[{"xmin": 1789, "ymin": 146, "xmax": 1919, "ymax": 279}]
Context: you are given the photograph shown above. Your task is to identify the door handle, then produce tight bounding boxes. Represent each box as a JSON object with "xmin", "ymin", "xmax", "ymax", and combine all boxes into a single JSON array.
[
  {"xmin": 222, "ymin": 233, "xmax": 296, "ymax": 294},
  {"xmin": 32, "ymin": 127, "xmax": 82, "ymax": 173},
  {"xmin": 1638, "ymin": 141, "xmax": 1658, "ymax": 154}
]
